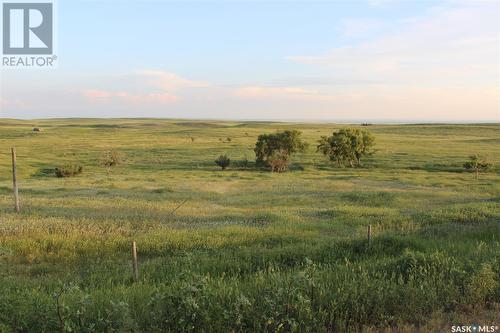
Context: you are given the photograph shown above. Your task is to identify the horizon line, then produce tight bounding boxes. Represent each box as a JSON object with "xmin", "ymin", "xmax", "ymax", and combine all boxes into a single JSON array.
[{"xmin": 1, "ymin": 117, "xmax": 499, "ymax": 126}]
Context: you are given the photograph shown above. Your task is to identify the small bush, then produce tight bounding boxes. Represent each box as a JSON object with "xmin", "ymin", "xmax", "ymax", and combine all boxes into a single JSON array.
[
  {"xmin": 55, "ymin": 164, "xmax": 83, "ymax": 178},
  {"xmin": 215, "ymin": 154, "xmax": 231, "ymax": 170},
  {"xmin": 467, "ymin": 263, "xmax": 496, "ymax": 305},
  {"xmin": 101, "ymin": 150, "xmax": 123, "ymax": 170},
  {"xmin": 463, "ymin": 155, "xmax": 491, "ymax": 179}
]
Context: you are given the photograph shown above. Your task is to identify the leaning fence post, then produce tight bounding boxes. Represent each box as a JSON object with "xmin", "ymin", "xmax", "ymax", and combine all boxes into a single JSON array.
[
  {"xmin": 11, "ymin": 148, "xmax": 20, "ymax": 213},
  {"xmin": 367, "ymin": 224, "xmax": 372, "ymax": 248},
  {"xmin": 131, "ymin": 241, "xmax": 139, "ymax": 282}
]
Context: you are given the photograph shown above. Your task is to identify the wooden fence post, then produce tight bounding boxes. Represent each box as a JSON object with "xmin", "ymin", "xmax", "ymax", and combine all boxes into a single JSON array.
[
  {"xmin": 131, "ymin": 241, "xmax": 139, "ymax": 282},
  {"xmin": 11, "ymin": 148, "xmax": 20, "ymax": 213},
  {"xmin": 367, "ymin": 224, "xmax": 372, "ymax": 248}
]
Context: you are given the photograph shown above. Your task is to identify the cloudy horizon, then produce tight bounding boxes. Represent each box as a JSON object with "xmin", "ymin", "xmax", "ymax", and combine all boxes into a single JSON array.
[{"xmin": 1, "ymin": 0, "xmax": 499, "ymax": 122}]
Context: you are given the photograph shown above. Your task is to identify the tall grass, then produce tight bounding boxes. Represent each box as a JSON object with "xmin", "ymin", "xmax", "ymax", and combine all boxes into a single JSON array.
[{"xmin": 0, "ymin": 120, "xmax": 498, "ymax": 331}]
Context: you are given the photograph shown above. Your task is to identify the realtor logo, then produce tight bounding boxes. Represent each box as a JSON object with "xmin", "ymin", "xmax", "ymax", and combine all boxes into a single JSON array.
[
  {"xmin": 2, "ymin": 1, "xmax": 57, "ymax": 67},
  {"xmin": 3, "ymin": 2, "xmax": 53, "ymax": 54}
]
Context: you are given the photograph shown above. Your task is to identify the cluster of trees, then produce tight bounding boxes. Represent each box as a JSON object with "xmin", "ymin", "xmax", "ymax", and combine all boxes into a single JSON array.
[
  {"xmin": 215, "ymin": 128, "xmax": 376, "ymax": 172},
  {"xmin": 213, "ymin": 129, "xmax": 493, "ymax": 177}
]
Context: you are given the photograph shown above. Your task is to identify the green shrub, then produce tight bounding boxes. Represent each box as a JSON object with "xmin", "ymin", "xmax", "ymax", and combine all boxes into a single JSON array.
[
  {"xmin": 54, "ymin": 164, "xmax": 83, "ymax": 178},
  {"xmin": 215, "ymin": 154, "xmax": 231, "ymax": 170},
  {"xmin": 467, "ymin": 263, "xmax": 496, "ymax": 305}
]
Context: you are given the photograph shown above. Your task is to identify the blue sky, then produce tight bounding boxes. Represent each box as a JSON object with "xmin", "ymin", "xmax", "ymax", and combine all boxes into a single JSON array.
[{"xmin": 1, "ymin": 0, "xmax": 499, "ymax": 121}]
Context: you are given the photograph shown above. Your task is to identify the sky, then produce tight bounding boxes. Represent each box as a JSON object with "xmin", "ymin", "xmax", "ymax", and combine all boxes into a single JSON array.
[{"xmin": 0, "ymin": 0, "xmax": 499, "ymax": 122}]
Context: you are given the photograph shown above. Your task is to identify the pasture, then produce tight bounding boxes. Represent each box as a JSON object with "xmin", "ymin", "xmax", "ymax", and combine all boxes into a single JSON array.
[{"xmin": 0, "ymin": 119, "xmax": 499, "ymax": 332}]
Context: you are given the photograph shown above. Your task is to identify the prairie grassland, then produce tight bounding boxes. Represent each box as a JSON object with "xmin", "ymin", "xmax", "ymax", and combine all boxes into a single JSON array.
[{"xmin": 0, "ymin": 119, "xmax": 499, "ymax": 332}]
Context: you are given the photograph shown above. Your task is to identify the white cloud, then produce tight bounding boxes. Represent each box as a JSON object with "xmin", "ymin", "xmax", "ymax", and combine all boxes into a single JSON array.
[
  {"xmin": 288, "ymin": 2, "xmax": 500, "ymax": 86},
  {"xmin": 0, "ymin": 96, "xmax": 28, "ymax": 109},
  {"xmin": 81, "ymin": 70, "xmax": 209, "ymax": 104},
  {"xmin": 83, "ymin": 89, "xmax": 178, "ymax": 104},
  {"xmin": 234, "ymin": 86, "xmax": 325, "ymax": 99},
  {"xmin": 136, "ymin": 70, "xmax": 210, "ymax": 91}
]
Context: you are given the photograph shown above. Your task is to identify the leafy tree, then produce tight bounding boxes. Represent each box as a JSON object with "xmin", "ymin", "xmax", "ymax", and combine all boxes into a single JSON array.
[
  {"xmin": 355, "ymin": 130, "xmax": 375, "ymax": 166},
  {"xmin": 317, "ymin": 128, "xmax": 375, "ymax": 167},
  {"xmin": 215, "ymin": 154, "xmax": 231, "ymax": 170},
  {"xmin": 254, "ymin": 130, "xmax": 306, "ymax": 172},
  {"xmin": 463, "ymin": 155, "xmax": 491, "ymax": 179},
  {"xmin": 317, "ymin": 132, "xmax": 351, "ymax": 167}
]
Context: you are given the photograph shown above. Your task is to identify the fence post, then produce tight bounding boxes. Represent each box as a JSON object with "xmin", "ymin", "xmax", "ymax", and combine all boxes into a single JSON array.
[
  {"xmin": 131, "ymin": 241, "xmax": 139, "ymax": 282},
  {"xmin": 11, "ymin": 148, "xmax": 20, "ymax": 213},
  {"xmin": 367, "ymin": 224, "xmax": 372, "ymax": 248}
]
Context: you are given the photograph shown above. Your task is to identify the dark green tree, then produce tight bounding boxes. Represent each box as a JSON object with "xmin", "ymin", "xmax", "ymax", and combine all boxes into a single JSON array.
[
  {"xmin": 215, "ymin": 154, "xmax": 231, "ymax": 170},
  {"xmin": 254, "ymin": 130, "xmax": 306, "ymax": 171}
]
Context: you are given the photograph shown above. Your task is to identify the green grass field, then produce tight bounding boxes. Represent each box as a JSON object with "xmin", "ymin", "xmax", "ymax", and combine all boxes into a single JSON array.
[{"xmin": 0, "ymin": 119, "xmax": 499, "ymax": 332}]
